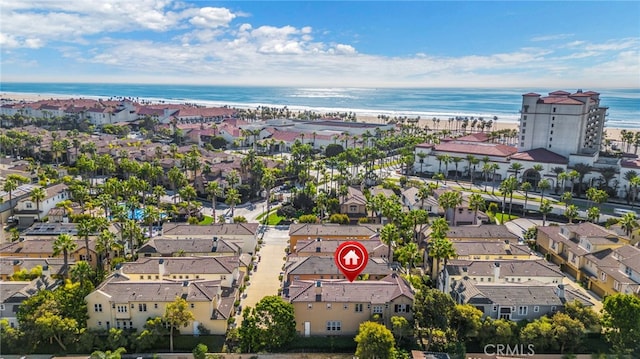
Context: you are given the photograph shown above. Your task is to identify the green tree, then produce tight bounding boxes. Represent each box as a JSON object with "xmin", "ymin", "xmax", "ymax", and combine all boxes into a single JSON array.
[
  {"xmin": 354, "ymin": 321, "xmax": 396, "ymax": 359},
  {"xmin": 30, "ymin": 187, "xmax": 47, "ymax": 221},
  {"xmin": 587, "ymin": 206, "xmax": 601, "ymax": 223},
  {"xmin": 90, "ymin": 347, "xmax": 126, "ymax": 359},
  {"xmin": 391, "ymin": 315, "xmax": 412, "ymax": 347},
  {"xmin": 413, "ymin": 287, "xmax": 455, "ymax": 351},
  {"xmin": 551, "ymin": 312, "xmax": 585, "ymax": 353},
  {"xmin": 563, "ymin": 299, "xmax": 600, "ymax": 330},
  {"xmin": 619, "ymin": 212, "xmax": 638, "ymax": 236},
  {"xmin": 53, "ymin": 233, "xmax": 77, "ymax": 278},
  {"xmin": 601, "ymin": 293, "xmax": 640, "ymax": 355},
  {"xmin": 451, "ymin": 304, "xmax": 483, "ymax": 341},
  {"xmin": 239, "ymin": 295, "xmax": 296, "ymax": 353},
  {"xmin": 192, "ymin": 343, "xmax": 208, "ymax": 359},
  {"xmin": 520, "ymin": 316, "xmax": 554, "ymax": 352},
  {"xmin": 564, "ymin": 204, "xmax": 579, "ymax": 224},
  {"xmin": 437, "ymin": 190, "xmax": 462, "ymax": 225},
  {"xmin": 225, "ymin": 187, "xmax": 241, "ymax": 218},
  {"xmin": 520, "ymin": 181, "xmax": 532, "ymax": 216},
  {"xmin": 206, "ymin": 181, "xmax": 222, "ymax": 222},
  {"xmin": 164, "ymin": 296, "xmax": 195, "ymax": 353},
  {"xmin": 380, "ymin": 223, "xmax": 400, "ymax": 263},
  {"xmin": 468, "ymin": 193, "xmax": 485, "ymax": 225},
  {"xmin": 539, "ymin": 199, "xmax": 553, "ymax": 226}
]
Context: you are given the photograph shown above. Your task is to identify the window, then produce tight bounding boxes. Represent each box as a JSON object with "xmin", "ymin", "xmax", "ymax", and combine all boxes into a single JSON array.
[
  {"xmin": 94, "ymin": 304, "xmax": 103, "ymax": 312},
  {"xmin": 326, "ymin": 321, "xmax": 341, "ymax": 332},
  {"xmin": 614, "ymin": 281, "xmax": 620, "ymax": 291},
  {"xmin": 533, "ymin": 306, "xmax": 539, "ymax": 312},
  {"xmin": 26, "ymin": 202, "xmax": 33, "ymax": 209},
  {"xmin": 98, "ymin": 321, "xmax": 102, "ymax": 326},
  {"xmin": 523, "ymin": 106, "xmax": 529, "ymax": 113},
  {"xmin": 521, "ymin": 136, "xmax": 525, "ymax": 140},
  {"xmin": 549, "ymin": 137, "xmax": 553, "ymax": 142},
  {"xmin": 551, "ymin": 123, "xmax": 554, "ymax": 128},
  {"xmin": 601, "ymin": 272, "xmax": 607, "ymax": 281},
  {"xmin": 553, "ymin": 107, "xmax": 556, "ymax": 113},
  {"xmin": 522, "ymin": 129, "xmax": 525, "ymax": 134},
  {"xmin": 0, "ymin": 304, "xmax": 4, "ymax": 311},
  {"xmin": 550, "ymin": 131, "xmax": 553, "ymax": 135},
  {"xmin": 522, "ymin": 117, "xmax": 527, "ymax": 123},
  {"xmin": 551, "ymin": 306, "xmax": 557, "ymax": 312},
  {"xmin": 147, "ymin": 275, "xmax": 151, "ymax": 279},
  {"xmin": 394, "ymin": 304, "xmax": 408, "ymax": 313},
  {"xmin": 139, "ymin": 304, "xmax": 147, "ymax": 312},
  {"xmin": 492, "ymin": 305, "xmax": 498, "ymax": 312},
  {"xmin": 154, "ymin": 303, "xmax": 158, "ymax": 309},
  {"xmin": 518, "ymin": 306, "xmax": 528, "ymax": 316},
  {"xmin": 355, "ymin": 304, "xmax": 363, "ymax": 312},
  {"xmin": 155, "ymin": 275, "xmax": 159, "ymax": 279},
  {"xmin": 140, "ymin": 275, "xmax": 144, "ymax": 279},
  {"xmin": 221, "ymin": 275, "xmax": 227, "ymax": 280},
  {"xmin": 190, "ymin": 303, "xmax": 195, "ymax": 309},
  {"xmin": 349, "ymin": 205, "xmax": 357, "ymax": 212},
  {"xmin": 625, "ymin": 266, "xmax": 632, "ymax": 276},
  {"xmin": 117, "ymin": 305, "xmax": 127, "ymax": 313},
  {"xmin": 373, "ymin": 305, "xmax": 383, "ymax": 314}
]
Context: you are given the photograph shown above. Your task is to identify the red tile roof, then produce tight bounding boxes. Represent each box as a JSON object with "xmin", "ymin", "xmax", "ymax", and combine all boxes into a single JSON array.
[
  {"xmin": 523, "ymin": 92, "xmax": 541, "ymax": 97},
  {"xmin": 511, "ymin": 148, "xmax": 568, "ymax": 164},
  {"xmin": 540, "ymin": 96, "xmax": 584, "ymax": 105},
  {"xmin": 434, "ymin": 142, "xmax": 517, "ymax": 157},
  {"xmin": 549, "ymin": 90, "xmax": 571, "ymax": 96},
  {"xmin": 455, "ymin": 133, "xmax": 490, "ymax": 143}
]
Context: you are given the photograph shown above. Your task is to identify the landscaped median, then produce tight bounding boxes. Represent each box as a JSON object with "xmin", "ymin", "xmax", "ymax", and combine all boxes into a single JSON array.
[{"xmin": 255, "ymin": 205, "xmax": 283, "ymax": 225}]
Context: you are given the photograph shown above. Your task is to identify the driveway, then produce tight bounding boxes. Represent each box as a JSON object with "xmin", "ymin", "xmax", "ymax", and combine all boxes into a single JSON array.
[{"xmin": 236, "ymin": 226, "xmax": 289, "ymax": 324}]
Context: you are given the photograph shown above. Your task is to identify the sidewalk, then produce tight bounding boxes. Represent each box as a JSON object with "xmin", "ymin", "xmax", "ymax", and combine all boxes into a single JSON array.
[{"xmin": 236, "ymin": 226, "xmax": 289, "ymax": 325}]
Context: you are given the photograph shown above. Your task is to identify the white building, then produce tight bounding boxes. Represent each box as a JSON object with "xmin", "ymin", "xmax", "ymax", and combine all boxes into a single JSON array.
[{"xmin": 519, "ymin": 90, "xmax": 608, "ymax": 165}]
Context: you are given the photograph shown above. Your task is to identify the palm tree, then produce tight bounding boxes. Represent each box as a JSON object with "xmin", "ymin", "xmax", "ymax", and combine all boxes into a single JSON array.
[
  {"xmin": 520, "ymin": 182, "xmax": 532, "ymax": 216},
  {"xmin": 429, "ymin": 236, "xmax": 456, "ymax": 283},
  {"xmin": 552, "ymin": 167, "xmax": 565, "ymax": 194},
  {"xmin": 225, "ymin": 187, "xmax": 241, "ymax": 218},
  {"xmin": 539, "ymin": 199, "xmax": 553, "ymax": 226},
  {"xmin": 538, "ymin": 179, "xmax": 551, "ymax": 203},
  {"xmin": 3, "ymin": 179, "xmax": 18, "ymax": 216},
  {"xmin": 499, "ymin": 177, "xmax": 518, "ymax": 216},
  {"xmin": 206, "ymin": 181, "xmax": 222, "ymax": 221},
  {"xmin": 468, "ymin": 193, "xmax": 485, "ymax": 225},
  {"xmin": 77, "ymin": 219, "xmax": 95, "ymax": 267},
  {"xmin": 587, "ymin": 207, "xmax": 600, "ymax": 223},
  {"xmin": 572, "ymin": 163, "xmax": 593, "ymax": 197},
  {"xmin": 168, "ymin": 166, "xmax": 187, "ymax": 204},
  {"xmin": 561, "ymin": 192, "xmax": 573, "ymax": 210},
  {"xmin": 452, "ymin": 157, "xmax": 462, "ymax": 180},
  {"xmin": 565, "ymin": 205, "xmax": 579, "ymax": 224},
  {"xmin": 69, "ymin": 260, "xmax": 94, "ymax": 291},
  {"xmin": 143, "ymin": 205, "xmax": 161, "ymax": 239},
  {"xmin": 53, "ymin": 233, "xmax": 77, "ymax": 278},
  {"xmin": 417, "ymin": 183, "xmax": 435, "ymax": 210},
  {"xmin": 437, "ymin": 191, "xmax": 463, "ymax": 225},
  {"xmin": 95, "ymin": 229, "xmax": 117, "ymax": 270},
  {"xmin": 508, "ymin": 162, "xmax": 524, "ymax": 181},
  {"xmin": 30, "ymin": 187, "xmax": 46, "ymax": 221},
  {"xmin": 619, "ymin": 212, "xmax": 638, "ymax": 236},
  {"xmin": 380, "ymin": 223, "xmax": 399, "ymax": 263},
  {"xmin": 260, "ymin": 169, "xmax": 276, "ymax": 225}
]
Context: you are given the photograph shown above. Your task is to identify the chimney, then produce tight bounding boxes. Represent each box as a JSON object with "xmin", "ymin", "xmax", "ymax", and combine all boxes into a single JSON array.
[
  {"xmin": 182, "ymin": 280, "xmax": 189, "ymax": 298},
  {"xmin": 557, "ymin": 284, "xmax": 565, "ymax": 301},
  {"xmin": 315, "ymin": 281, "xmax": 322, "ymax": 302},
  {"xmin": 158, "ymin": 259, "xmax": 165, "ymax": 277},
  {"xmin": 12, "ymin": 260, "xmax": 21, "ymax": 273},
  {"xmin": 493, "ymin": 262, "xmax": 501, "ymax": 283},
  {"xmin": 504, "ymin": 240, "xmax": 511, "ymax": 253},
  {"xmin": 42, "ymin": 264, "xmax": 50, "ymax": 277},
  {"xmin": 212, "ymin": 237, "xmax": 218, "ymax": 252}
]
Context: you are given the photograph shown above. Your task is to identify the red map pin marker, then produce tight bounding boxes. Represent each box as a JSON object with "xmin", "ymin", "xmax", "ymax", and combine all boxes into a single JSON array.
[{"xmin": 335, "ymin": 241, "xmax": 369, "ymax": 282}]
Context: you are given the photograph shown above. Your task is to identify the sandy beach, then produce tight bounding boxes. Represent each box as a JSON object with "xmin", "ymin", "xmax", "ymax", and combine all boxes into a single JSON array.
[{"xmin": 0, "ymin": 91, "xmax": 629, "ymax": 142}]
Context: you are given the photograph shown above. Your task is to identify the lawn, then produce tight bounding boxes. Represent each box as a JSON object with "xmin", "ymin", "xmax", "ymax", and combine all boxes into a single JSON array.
[
  {"xmin": 266, "ymin": 212, "xmax": 285, "ymax": 225},
  {"xmin": 198, "ymin": 215, "xmax": 214, "ymax": 225},
  {"xmin": 494, "ymin": 213, "xmax": 520, "ymax": 224}
]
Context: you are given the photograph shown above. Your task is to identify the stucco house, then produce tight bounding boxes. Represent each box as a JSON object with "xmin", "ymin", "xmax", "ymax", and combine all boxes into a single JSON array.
[{"xmin": 284, "ymin": 273, "xmax": 414, "ymax": 337}]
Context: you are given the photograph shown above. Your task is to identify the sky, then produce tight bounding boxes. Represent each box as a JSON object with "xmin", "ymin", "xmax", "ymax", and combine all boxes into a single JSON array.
[{"xmin": 1, "ymin": 1, "xmax": 639, "ymax": 88}]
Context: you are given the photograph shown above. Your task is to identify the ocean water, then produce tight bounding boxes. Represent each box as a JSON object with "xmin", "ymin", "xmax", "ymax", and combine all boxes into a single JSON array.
[{"xmin": 0, "ymin": 83, "xmax": 638, "ymax": 128}]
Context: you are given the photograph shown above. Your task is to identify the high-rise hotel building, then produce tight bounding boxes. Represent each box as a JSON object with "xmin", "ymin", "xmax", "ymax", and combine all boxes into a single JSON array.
[{"xmin": 519, "ymin": 90, "xmax": 608, "ymax": 165}]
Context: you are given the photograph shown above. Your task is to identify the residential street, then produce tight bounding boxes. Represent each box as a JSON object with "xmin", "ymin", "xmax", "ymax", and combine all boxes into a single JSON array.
[{"xmin": 236, "ymin": 225, "xmax": 289, "ymax": 325}]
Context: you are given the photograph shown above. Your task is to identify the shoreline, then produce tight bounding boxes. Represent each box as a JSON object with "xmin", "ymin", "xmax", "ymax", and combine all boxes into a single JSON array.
[{"xmin": 0, "ymin": 91, "xmax": 629, "ymax": 141}]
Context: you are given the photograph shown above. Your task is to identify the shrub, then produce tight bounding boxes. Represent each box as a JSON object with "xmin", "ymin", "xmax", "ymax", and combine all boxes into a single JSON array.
[
  {"xmin": 358, "ymin": 217, "xmax": 371, "ymax": 224},
  {"xmin": 233, "ymin": 216, "xmax": 247, "ymax": 223},
  {"xmin": 193, "ymin": 343, "xmax": 208, "ymax": 359},
  {"xmin": 298, "ymin": 214, "xmax": 318, "ymax": 223},
  {"xmin": 329, "ymin": 213, "xmax": 350, "ymax": 224}
]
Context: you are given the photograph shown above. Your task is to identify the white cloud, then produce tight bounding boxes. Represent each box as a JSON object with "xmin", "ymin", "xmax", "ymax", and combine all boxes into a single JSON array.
[
  {"xmin": 531, "ymin": 33, "xmax": 573, "ymax": 42},
  {"xmin": 189, "ymin": 7, "xmax": 235, "ymax": 28}
]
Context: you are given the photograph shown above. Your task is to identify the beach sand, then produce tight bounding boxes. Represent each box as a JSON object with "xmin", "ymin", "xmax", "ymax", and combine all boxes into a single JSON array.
[{"xmin": 0, "ymin": 91, "xmax": 628, "ymax": 141}]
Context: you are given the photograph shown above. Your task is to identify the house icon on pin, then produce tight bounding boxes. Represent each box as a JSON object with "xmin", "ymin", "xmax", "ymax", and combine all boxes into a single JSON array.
[{"xmin": 343, "ymin": 249, "xmax": 360, "ymax": 266}]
